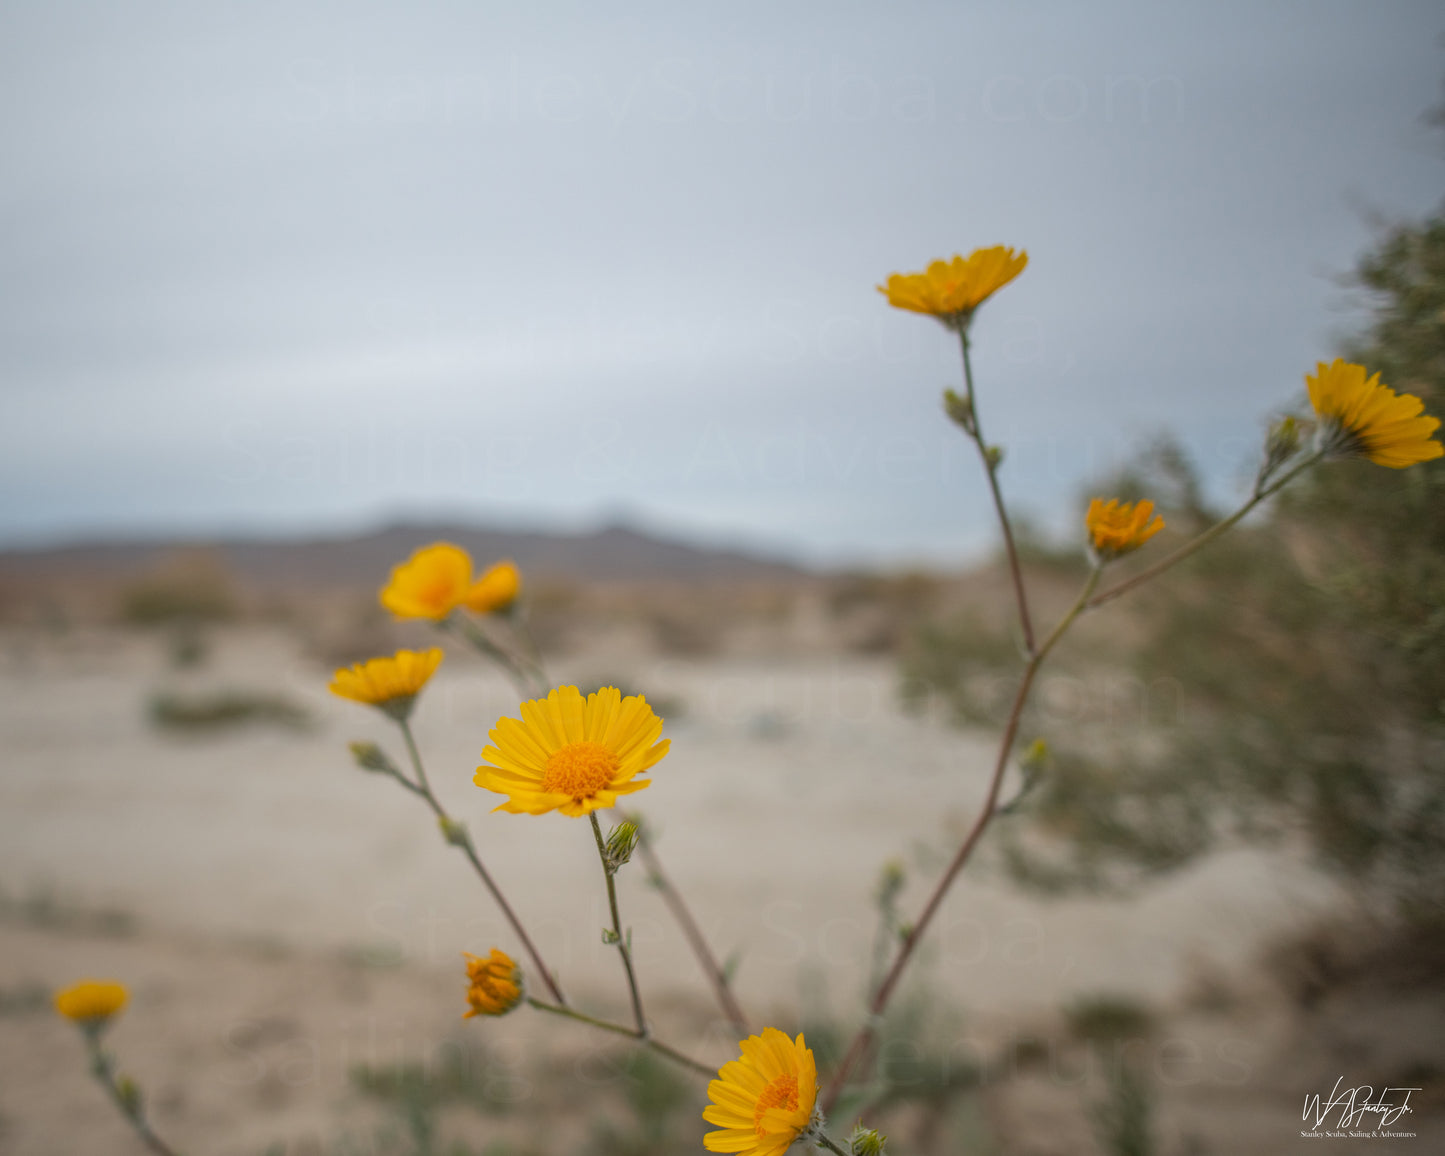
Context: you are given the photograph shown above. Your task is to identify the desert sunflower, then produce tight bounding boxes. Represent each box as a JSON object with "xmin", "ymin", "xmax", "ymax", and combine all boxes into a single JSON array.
[
  {"xmin": 474, "ymin": 685, "xmax": 668, "ymax": 817},
  {"xmin": 462, "ymin": 949, "xmax": 523, "ymax": 1018},
  {"xmin": 1306, "ymin": 358, "xmax": 1443, "ymax": 468},
  {"xmin": 1086, "ymin": 498, "xmax": 1165, "ymax": 561},
  {"xmin": 329, "ymin": 648, "xmax": 443, "ymax": 719},
  {"xmin": 54, "ymin": 979, "xmax": 129, "ymax": 1025},
  {"xmin": 703, "ymin": 1028, "xmax": 820, "ymax": 1155},
  {"xmin": 878, "ymin": 245, "xmax": 1028, "ymax": 326},
  {"xmin": 381, "ymin": 543, "xmax": 524, "ymax": 620},
  {"xmin": 465, "ymin": 559, "xmax": 521, "ymax": 614}
]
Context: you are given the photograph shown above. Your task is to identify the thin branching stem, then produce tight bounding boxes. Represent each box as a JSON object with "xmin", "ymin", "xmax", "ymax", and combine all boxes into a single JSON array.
[
  {"xmin": 451, "ymin": 610, "xmax": 748, "ymax": 1035},
  {"xmin": 395, "ymin": 717, "xmax": 567, "ymax": 1005},
  {"xmin": 958, "ymin": 326, "xmax": 1037, "ymax": 654},
  {"xmin": 526, "ymin": 998, "xmax": 715, "ymax": 1077},
  {"xmin": 633, "ymin": 822, "xmax": 752, "ymax": 1035},
  {"xmin": 1088, "ymin": 451, "xmax": 1323, "ymax": 609},
  {"xmin": 823, "ymin": 446, "xmax": 1325, "ymax": 1108},
  {"xmin": 822, "ymin": 565, "xmax": 1102, "ymax": 1111},
  {"xmin": 590, "ymin": 812, "xmax": 648, "ymax": 1034},
  {"xmin": 84, "ymin": 1035, "xmax": 182, "ymax": 1156}
]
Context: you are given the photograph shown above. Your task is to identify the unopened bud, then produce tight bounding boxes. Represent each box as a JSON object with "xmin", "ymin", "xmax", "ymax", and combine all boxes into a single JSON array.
[
  {"xmin": 116, "ymin": 1075, "xmax": 143, "ymax": 1117},
  {"xmin": 984, "ymin": 445, "xmax": 1005, "ymax": 468},
  {"xmin": 602, "ymin": 928, "xmax": 621, "ymax": 945},
  {"xmin": 943, "ymin": 389, "xmax": 975, "ymax": 431},
  {"xmin": 848, "ymin": 1124, "xmax": 888, "ymax": 1155},
  {"xmin": 349, "ymin": 741, "xmax": 397, "ymax": 775},
  {"xmin": 1267, "ymin": 415, "xmax": 1301, "ymax": 460},
  {"xmin": 1259, "ymin": 414, "xmax": 1306, "ymax": 487},
  {"xmin": 1021, "ymin": 738, "xmax": 1050, "ymax": 771},
  {"xmin": 438, "ymin": 816, "xmax": 470, "ymax": 848},
  {"xmin": 604, "ymin": 820, "xmax": 641, "ymax": 874},
  {"xmin": 874, "ymin": 859, "xmax": 906, "ymax": 907}
]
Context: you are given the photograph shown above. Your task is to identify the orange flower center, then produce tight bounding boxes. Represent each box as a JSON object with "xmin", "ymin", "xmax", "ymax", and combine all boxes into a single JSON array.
[
  {"xmin": 541, "ymin": 741, "xmax": 619, "ymax": 799},
  {"xmin": 753, "ymin": 1074, "xmax": 800, "ymax": 1135}
]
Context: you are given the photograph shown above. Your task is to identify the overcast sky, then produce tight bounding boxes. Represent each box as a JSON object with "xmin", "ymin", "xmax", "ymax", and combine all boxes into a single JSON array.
[{"xmin": 3, "ymin": 1, "xmax": 1443, "ymax": 565}]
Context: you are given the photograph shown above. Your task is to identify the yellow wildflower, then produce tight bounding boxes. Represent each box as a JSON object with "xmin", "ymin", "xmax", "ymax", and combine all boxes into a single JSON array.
[
  {"xmin": 703, "ymin": 1028, "xmax": 820, "ymax": 1155},
  {"xmin": 878, "ymin": 246, "xmax": 1028, "ymax": 325},
  {"xmin": 54, "ymin": 979, "xmax": 129, "ymax": 1024},
  {"xmin": 463, "ymin": 948, "xmax": 523, "ymax": 1018},
  {"xmin": 465, "ymin": 560, "xmax": 521, "ymax": 614},
  {"xmin": 474, "ymin": 686, "xmax": 668, "ymax": 817},
  {"xmin": 1306, "ymin": 359, "xmax": 1443, "ymax": 468},
  {"xmin": 380, "ymin": 543, "xmax": 474, "ymax": 620},
  {"xmin": 1086, "ymin": 498, "xmax": 1165, "ymax": 561},
  {"xmin": 329, "ymin": 648, "xmax": 443, "ymax": 718}
]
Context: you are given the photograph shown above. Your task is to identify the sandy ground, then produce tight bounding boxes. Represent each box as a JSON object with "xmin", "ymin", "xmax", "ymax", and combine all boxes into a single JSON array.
[{"xmin": 2, "ymin": 625, "xmax": 1438, "ymax": 1153}]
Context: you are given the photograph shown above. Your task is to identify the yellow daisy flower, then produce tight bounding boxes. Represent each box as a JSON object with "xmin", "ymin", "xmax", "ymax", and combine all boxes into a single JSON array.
[
  {"xmin": 463, "ymin": 948, "xmax": 523, "ymax": 1018},
  {"xmin": 878, "ymin": 246, "xmax": 1028, "ymax": 325},
  {"xmin": 703, "ymin": 1028, "xmax": 820, "ymax": 1155},
  {"xmin": 465, "ymin": 559, "xmax": 521, "ymax": 614},
  {"xmin": 1306, "ymin": 359, "xmax": 1443, "ymax": 468},
  {"xmin": 329, "ymin": 648, "xmax": 443, "ymax": 719},
  {"xmin": 474, "ymin": 686, "xmax": 668, "ymax": 817},
  {"xmin": 1086, "ymin": 498, "xmax": 1165, "ymax": 561},
  {"xmin": 380, "ymin": 542, "xmax": 474, "ymax": 620},
  {"xmin": 54, "ymin": 979, "xmax": 129, "ymax": 1024}
]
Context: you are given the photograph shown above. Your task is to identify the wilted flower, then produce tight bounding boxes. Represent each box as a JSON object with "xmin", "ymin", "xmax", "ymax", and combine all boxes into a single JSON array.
[{"xmin": 463, "ymin": 949, "xmax": 523, "ymax": 1018}]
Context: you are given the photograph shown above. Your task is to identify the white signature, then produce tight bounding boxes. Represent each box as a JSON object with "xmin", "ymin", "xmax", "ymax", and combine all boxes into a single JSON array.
[{"xmin": 1303, "ymin": 1077, "xmax": 1419, "ymax": 1129}]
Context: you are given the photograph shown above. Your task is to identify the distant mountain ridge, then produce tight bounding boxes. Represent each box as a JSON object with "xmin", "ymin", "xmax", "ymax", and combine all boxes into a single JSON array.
[{"xmin": 0, "ymin": 522, "xmax": 811, "ymax": 587}]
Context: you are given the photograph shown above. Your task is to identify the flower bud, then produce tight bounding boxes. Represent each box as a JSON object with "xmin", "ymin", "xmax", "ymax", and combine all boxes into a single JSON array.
[
  {"xmin": 604, "ymin": 820, "xmax": 641, "ymax": 874},
  {"xmin": 1021, "ymin": 738, "xmax": 1050, "ymax": 771},
  {"xmin": 438, "ymin": 816, "xmax": 471, "ymax": 848},
  {"xmin": 349, "ymin": 741, "xmax": 398, "ymax": 775},
  {"xmin": 116, "ymin": 1075, "xmax": 143, "ymax": 1118},
  {"xmin": 943, "ymin": 389, "xmax": 975, "ymax": 432},
  {"xmin": 874, "ymin": 859, "xmax": 906, "ymax": 908},
  {"xmin": 848, "ymin": 1124, "xmax": 889, "ymax": 1155}
]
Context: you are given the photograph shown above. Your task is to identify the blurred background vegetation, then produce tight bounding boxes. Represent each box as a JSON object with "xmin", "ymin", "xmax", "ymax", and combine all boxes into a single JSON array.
[{"xmin": 904, "ymin": 199, "xmax": 1445, "ymax": 913}]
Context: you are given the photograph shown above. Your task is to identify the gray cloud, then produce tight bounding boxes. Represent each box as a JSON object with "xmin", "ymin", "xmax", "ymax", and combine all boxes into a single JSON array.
[{"xmin": 2, "ymin": 0, "xmax": 1443, "ymax": 564}]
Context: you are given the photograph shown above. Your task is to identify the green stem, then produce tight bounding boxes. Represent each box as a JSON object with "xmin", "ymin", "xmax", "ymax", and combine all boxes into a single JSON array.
[
  {"xmin": 445, "ymin": 615, "xmax": 539, "ymax": 696},
  {"xmin": 812, "ymin": 1133, "xmax": 851, "ymax": 1156},
  {"xmin": 84, "ymin": 1035, "xmax": 182, "ymax": 1156},
  {"xmin": 590, "ymin": 812, "xmax": 648, "ymax": 1034},
  {"xmin": 959, "ymin": 326, "xmax": 1037, "ymax": 654},
  {"xmin": 822, "ymin": 564, "xmax": 1101, "ymax": 1113},
  {"xmin": 1088, "ymin": 451, "xmax": 1323, "ymax": 609},
  {"xmin": 395, "ymin": 717, "xmax": 567, "ymax": 1006},
  {"xmin": 526, "ymin": 998, "xmax": 715, "ymax": 1078},
  {"xmin": 631, "ymin": 819, "xmax": 752, "ymax": 1035}
]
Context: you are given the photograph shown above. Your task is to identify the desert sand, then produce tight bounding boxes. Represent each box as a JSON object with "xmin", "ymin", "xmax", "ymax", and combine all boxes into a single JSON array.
[{"xmin": 1, "ymin": 624, "xmax": 1430, "ymax": 1154}]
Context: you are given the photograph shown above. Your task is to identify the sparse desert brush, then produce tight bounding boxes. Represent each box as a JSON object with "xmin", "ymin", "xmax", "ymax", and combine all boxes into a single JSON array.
[
  {"xmin": 55, "ymin": 238, "xmax": 1442, "ymax": 1156},
  {"xmin": 117, "ymin": 550, "xmax": 239, "ymax": 628}
]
